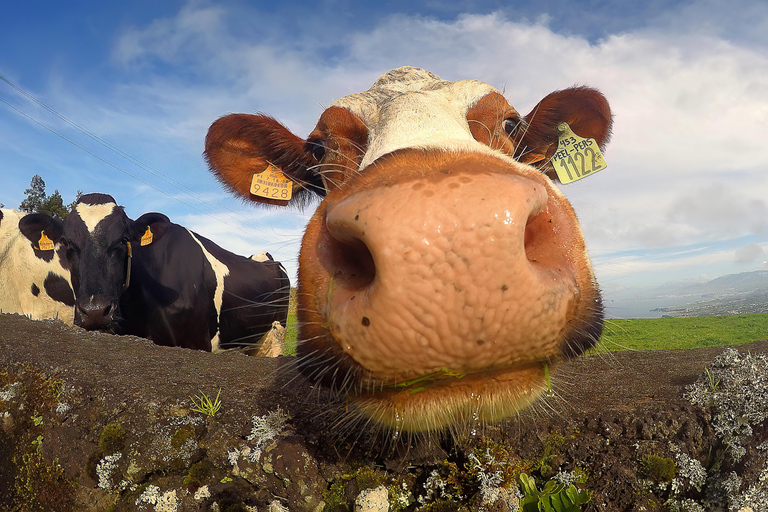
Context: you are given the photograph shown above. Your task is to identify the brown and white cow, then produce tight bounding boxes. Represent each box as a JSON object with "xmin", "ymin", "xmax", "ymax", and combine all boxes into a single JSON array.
[
  {"xmin": 0, "ymin": 209, "xmax": 75, "ymax": 322},
  {"xmin": 205, "ymin": 67, "xmax": 612, "ymax": 432}
]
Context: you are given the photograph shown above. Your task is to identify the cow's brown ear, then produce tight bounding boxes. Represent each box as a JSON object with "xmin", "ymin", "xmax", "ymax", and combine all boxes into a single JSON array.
[
  {"xmin": 205, "ymin": 113, "xmax": 325, "ymax": 206},
  {"xmin": 131, "ymin": 213, "xmax": 171, "ymax": 246},
  {"xmin": 518, "ymin": 87, "xmax": 612, "ymax": 179}
]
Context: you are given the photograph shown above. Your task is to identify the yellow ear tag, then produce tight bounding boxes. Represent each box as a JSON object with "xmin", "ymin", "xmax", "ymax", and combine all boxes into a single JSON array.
[
  {"xmin": 140, "ymin": 227, "xmax": 153, "ymax": 246},
  {"xmin": 37, "ymin": 231, "xmax": 54, "ymax": 251},
  {"xmin": 551, "ymin": 122, "xmax": 608, "ymax": 184},
  {"xmin": 250, "ymin": 164, "xmax": 293, "ymax": 202}
]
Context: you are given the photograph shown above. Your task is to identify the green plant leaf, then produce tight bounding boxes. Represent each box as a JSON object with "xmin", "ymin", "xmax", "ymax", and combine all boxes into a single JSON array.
[
  {"xmin": 565, "ymin": 485, "xmax": 578, "ymax": 504},
  {"xmin": 519, "ymin": 473, "xmax": 538, "ymax": 495},
  {"xmin": 540, "ymin": 499, "xmax": 555, "ymax": 512}
]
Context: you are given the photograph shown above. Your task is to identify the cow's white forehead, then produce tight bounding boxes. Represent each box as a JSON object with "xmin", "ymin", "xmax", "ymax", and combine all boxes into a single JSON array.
[
  {"xmin": 332, "ymin": 67, "xmax": 498, "ymax": 168},
  {"xmin": 76, "ymin": 202, "xmax": 117, "ymax": 233}
]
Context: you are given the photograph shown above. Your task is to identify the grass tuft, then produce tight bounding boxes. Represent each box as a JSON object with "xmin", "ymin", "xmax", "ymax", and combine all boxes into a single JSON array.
[{"xmin": 190, "ymin": 389, "xmax": 222, "ymax": 417}]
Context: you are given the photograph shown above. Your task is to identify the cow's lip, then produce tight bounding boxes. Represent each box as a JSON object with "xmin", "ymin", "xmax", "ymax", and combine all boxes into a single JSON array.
[{"xmin": 347, "ymin": 359, "xmax": 554, "ymax": 432}]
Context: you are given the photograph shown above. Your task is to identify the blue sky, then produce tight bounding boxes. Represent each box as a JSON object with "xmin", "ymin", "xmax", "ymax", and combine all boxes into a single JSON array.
[{"xmin": 2, "ymin": 0, "xmax": 768, "ymax": 318}]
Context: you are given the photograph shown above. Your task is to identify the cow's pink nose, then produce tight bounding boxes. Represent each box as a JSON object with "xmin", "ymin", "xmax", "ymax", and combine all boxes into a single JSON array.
[{"xmin": 317, "ymin": 153, "xmax": 583, "ymax": 383}]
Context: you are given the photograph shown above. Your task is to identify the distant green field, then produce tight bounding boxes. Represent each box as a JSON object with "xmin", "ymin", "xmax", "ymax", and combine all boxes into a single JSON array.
[
  {"xmin": 285, "ymin": 312, "xmax": 297, "ymax": 355},
  {"xmin": 284, "ymin": 312, "xmax": 768, "ymax": 355},
  {"xmin": 599, "ymin": 313, "xmax": 768, "ymax": 352}
]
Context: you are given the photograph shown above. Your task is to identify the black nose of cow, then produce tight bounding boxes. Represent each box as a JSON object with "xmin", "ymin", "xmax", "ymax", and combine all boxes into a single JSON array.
[{"xmin": 76, "ymin": 296, "xmax": 115, "ymax": 330}]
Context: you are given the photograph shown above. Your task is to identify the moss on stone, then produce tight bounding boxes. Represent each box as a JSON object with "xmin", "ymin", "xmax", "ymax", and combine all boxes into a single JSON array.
[
  {"xmin": 224, "ymin": 504, "xmax": 249, "ymax": 512},
  {"xmin": 418, "ymin": 498, "xmax": 471, "ymax": 512},
  {"xmin": 388, "ymin": 476, "xmax": 415, "ymax": 512},
  {"xmin": 13, "ymin": 452, "xmax": 78, "ymax": 511},
  {"xmin": 354, "ymin": 465, "xmax": 383, "ymax": 492},
  {"xmin": 469, "ymin": 441, "xmax": 522, "ymax": 486},
  {"xmin": 323, "ymin": 479, "xmax": 349, "ymax": 512},
  {"xmin": 0, "ymin": 364, "xmax": 77, "ymax": 510},
  {"xmin": 99, "ymin": 423, "xmax": 126, "ymax": 454},
  {"xmin": 640, "ymin": 454, "xmax": 677, "ymax": 483},
  {"xmin": 321, "ymin": 464, "xmax": 387, "ymax": 511},
  {"xmin": 170, "ymin": 424, "xmax": 195, "ymax": 450},
  {"xmin": 535, "ymin": 432, "xmax": 570, "ymax": 478},
  {"xmin": 184, "ymin": 460, "xmax": 212, "ymax": 485}
]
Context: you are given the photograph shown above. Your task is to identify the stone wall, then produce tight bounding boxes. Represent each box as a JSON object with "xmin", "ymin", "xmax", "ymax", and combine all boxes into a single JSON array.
[{"xmin": 1, "ymin": 313, "xmax": 766, "ymax": 511}]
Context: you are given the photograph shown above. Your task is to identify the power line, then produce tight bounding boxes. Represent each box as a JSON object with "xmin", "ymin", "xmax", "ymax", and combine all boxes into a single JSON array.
[
  {"xmin": 0, "ymin": 75, "xmax": 305, "ymax": 248},
  {"xmin": 0, "ymin": 75, "xmax": 233, "ymax": 214}
]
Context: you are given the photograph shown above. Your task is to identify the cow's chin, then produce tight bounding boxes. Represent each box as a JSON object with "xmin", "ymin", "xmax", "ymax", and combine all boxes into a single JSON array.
[
  {"xmin": 81, "ymin": 323, "xmax": 119, "ymax": 335},
  {"xmin": 73, "ymin": 317, "xmax": 115, "ymax": 334},
  {"xmin": 295, "ymin": 293, "xmax": 603, "ymax": 434},
  {"xmin": 347, "ymin": 362, "xmax": 552, "ymax": 433}
]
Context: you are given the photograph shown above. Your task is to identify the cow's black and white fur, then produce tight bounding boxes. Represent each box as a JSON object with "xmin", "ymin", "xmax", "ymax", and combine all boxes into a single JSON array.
[{"xmin": 1, "ymin": 209, "xmax": 75, "ymax": 321}]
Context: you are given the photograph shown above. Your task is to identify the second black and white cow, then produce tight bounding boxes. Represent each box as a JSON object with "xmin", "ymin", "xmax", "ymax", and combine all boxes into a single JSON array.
[
  {"xmin": 23, "ymin": 193, "xmax": 290, "ymax": 352},
  {"xmin": 1, "ymin": 209, "xmax": 75, "ymax": 322}
]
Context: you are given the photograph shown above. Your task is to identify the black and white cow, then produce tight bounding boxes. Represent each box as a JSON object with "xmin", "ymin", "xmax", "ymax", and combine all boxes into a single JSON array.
[
  {"xmin": 0, "ymin": 209, "xmax": 75, "ymax": 322},
  {"xmin": 23, "ymin": 194, "xmax": 290, "ymax": 352}
]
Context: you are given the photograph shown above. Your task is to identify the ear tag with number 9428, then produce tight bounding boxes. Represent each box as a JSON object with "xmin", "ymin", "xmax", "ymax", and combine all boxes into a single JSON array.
[
  {"xmin": 250, "ymin": 164, "xmax": 293, "ymax": 203},
  {"xmin": 551, "ymin": 122, "xmax": 607, "ymax": 184}
]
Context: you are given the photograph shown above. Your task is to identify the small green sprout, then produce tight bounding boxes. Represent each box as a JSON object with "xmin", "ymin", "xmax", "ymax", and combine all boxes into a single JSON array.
[
  {"xmin": 31, "ymin": 415, "xmax": 43, "ymax": 426},
  {"xmin": 393, "ymin": 368, "xmax": 466, "ymax": 394},
  {"xmin": 191, "ymin": 389, "xmax": 222, "ymax": 417},
  {"xmin": 705, "ymin": 367, "xmax": 720, "ymax": 392},
  {"xmin": 220, "ymin": 476, "xmax": 233, "ymax": 483},
  {"xmin": 32, "ymin": 435, "xmax": 44, "ymax": 449},
  {"xmin": 543, "ymin": 362, "xmax": 554, "ymax": 397}
]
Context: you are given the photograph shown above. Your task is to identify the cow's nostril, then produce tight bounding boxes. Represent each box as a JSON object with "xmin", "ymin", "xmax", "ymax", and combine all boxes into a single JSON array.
[
  {"xmin": 328, "ymin": 234, "xmax": 376, "ymax": 291},
  {"xmin": 523, "ymin": 208, "xmax": 556, "ymax": 266}
]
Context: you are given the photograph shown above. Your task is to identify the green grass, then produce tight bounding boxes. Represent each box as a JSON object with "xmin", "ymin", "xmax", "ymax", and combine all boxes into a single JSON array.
[
  {"xmin": 600, "ymin": 313, "xmax": 768, "ymax": 352},
  {"xmin": 285, "ymin": 312, "xmax": 297, "ymax": 355}
]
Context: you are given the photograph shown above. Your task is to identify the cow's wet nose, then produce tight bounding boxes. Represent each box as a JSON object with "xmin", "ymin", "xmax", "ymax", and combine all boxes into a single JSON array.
[
  {"xmin": 76, "ymin": 296, "xmax": 115, "ymax": 330},
  {"xmin": 315, "ymin": 153, "xmax": 585, "ymax": 383}
]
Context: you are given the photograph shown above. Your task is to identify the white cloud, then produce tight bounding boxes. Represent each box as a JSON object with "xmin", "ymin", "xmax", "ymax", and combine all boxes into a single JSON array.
[
  {"xmin": 9, "ymin": 2, "xmax": 768, "ymax": 291},
  {"xmin": 669, "ymin": 185, "xmax": 768, "ymax": 238},
  {"xmin": 121, "ymin": 7, "xmax": 768, "ymax": 286},
  {"xmin": 735, "ymin": 243, "xmax": 765, "ymax": 264},
  {"xmin": 113, "ymin": 3, "xmax": 228, "ymax": 67}
]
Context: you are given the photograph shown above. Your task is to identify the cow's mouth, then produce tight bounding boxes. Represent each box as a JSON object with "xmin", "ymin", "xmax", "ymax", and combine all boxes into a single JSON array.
[{"xmin": 346, "ymin": 360, "xmax": 553, "ymax": 432}]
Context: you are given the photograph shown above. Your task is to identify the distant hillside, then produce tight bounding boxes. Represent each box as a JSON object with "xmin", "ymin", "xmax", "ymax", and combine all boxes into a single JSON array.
[{"xmin": 651, "ymin": 270, "xmax": 768, "ymax": 317}]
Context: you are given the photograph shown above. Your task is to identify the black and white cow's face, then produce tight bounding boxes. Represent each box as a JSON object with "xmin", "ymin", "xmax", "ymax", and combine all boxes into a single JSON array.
[
  {"xmin": 58, "ymin": 194, "xmax": 133, "ymax": 329},
  {"xmin": 56, "ymin": 193, "xmax": 170, "ymax": 331}
]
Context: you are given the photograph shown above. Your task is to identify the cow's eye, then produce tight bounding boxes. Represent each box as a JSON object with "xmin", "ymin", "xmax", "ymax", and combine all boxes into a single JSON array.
[
  {"xmin": 503, "ymin": 117, "xmax": 520, "ymax": 136},
  {"xmin": 59, "ymin": 237, "xmax": 69, "ymax": 248},
  {"xmin": 310, "ymin": 140, "xmax": 326, "ymax": 162}
]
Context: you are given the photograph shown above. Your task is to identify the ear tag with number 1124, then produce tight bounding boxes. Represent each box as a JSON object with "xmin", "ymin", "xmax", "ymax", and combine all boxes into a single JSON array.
[{"xmin": 551, "ymin": 122, "xmax": 607, "ymax": 184}]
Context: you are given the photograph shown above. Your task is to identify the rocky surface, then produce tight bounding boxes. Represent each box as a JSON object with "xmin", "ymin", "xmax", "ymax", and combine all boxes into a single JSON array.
[{"xmin": 1, "ymin": 312, "xmax": 766, "ymax": 511}]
